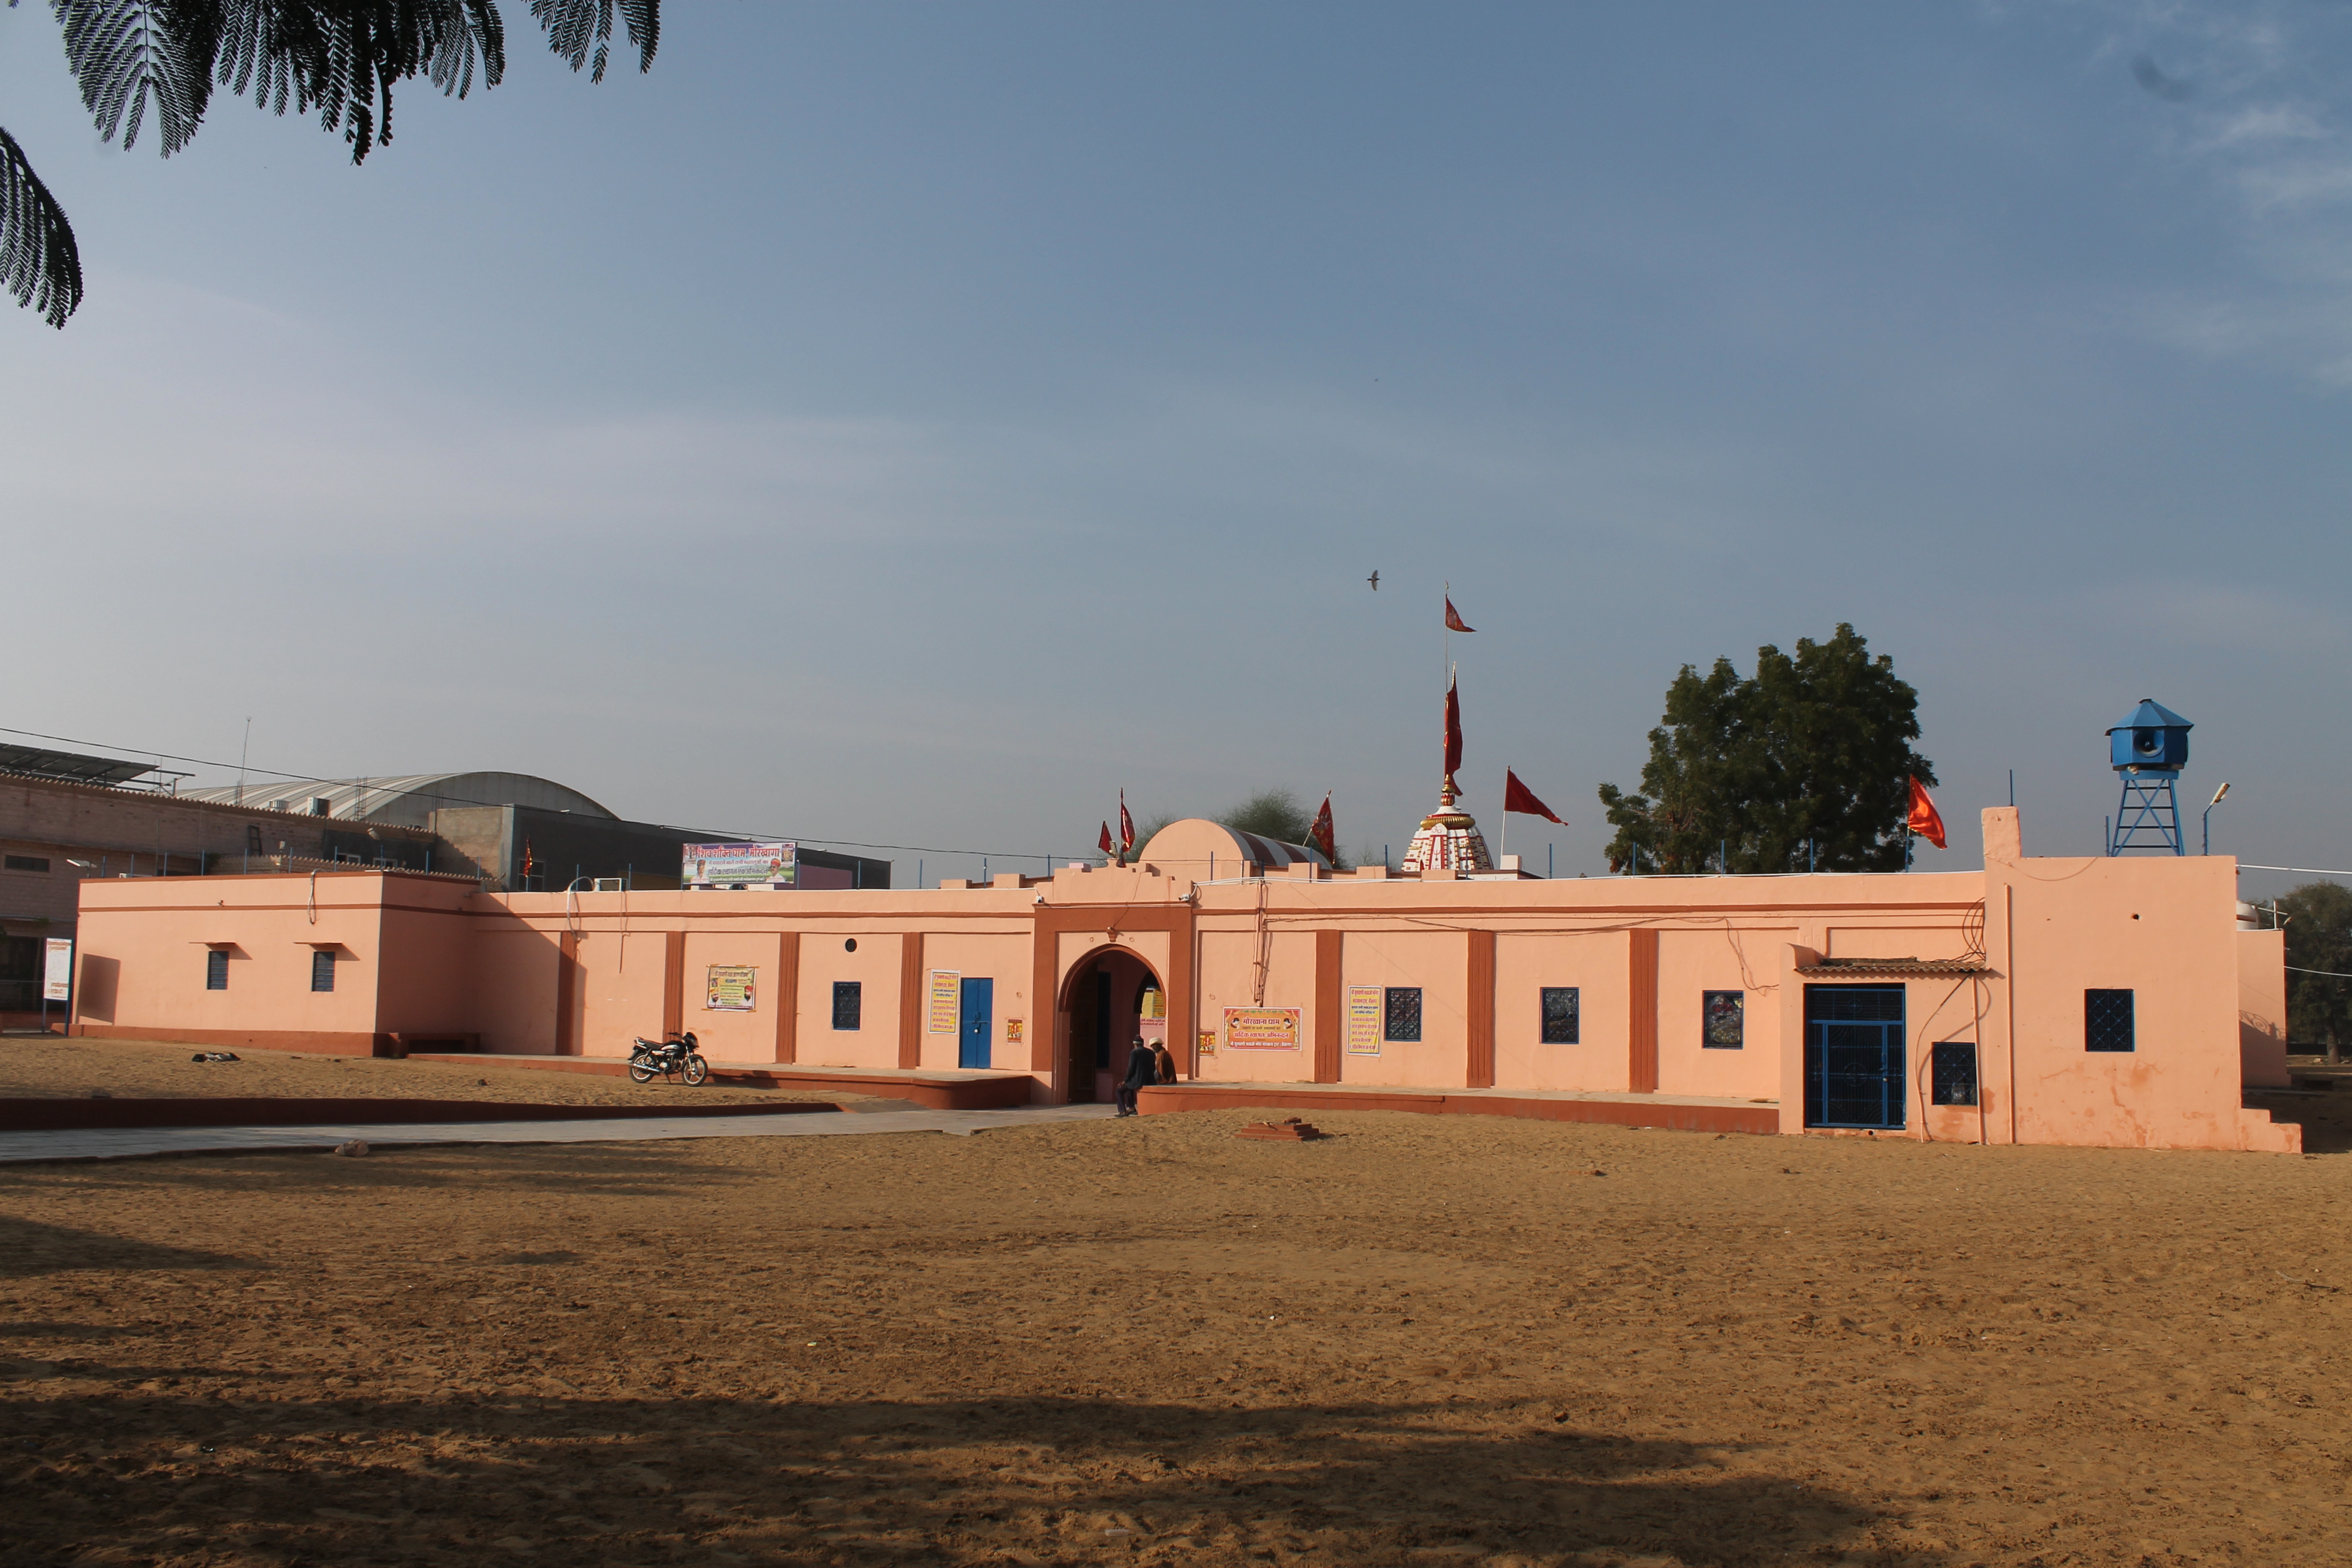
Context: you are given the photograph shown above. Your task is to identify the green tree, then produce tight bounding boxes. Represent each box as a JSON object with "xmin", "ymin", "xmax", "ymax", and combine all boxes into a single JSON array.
[
  {"xmin": 1130, "ymin": 790, "xmax": 1347, "ymax": 868},
  {"xmin": 3, "ymin": 0, "xmax": 659, "ymax": 329},
  {"xmin": 1598, "ymin": 623, "xmax": 1935, "ymax": 874},
  {"xmin": 2275, "ymin": 880, "xmax": 2352, "ymax": 1059},
  {"xmin": 1222, "ymin": 787, "xmax": 1311, "ymax": 845}
]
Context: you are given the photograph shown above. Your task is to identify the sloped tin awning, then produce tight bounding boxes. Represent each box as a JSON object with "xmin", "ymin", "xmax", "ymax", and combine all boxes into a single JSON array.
[
  {"xmin": 0, "ymin": 745, "xmax": 155, "ymax": 786},
  {"xmin": 1796, "ymin": 957, "xmax": 1992, "ymax": 978}
]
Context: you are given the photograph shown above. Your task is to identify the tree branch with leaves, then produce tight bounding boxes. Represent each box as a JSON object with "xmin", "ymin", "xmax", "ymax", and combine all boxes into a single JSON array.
[{"xmin": 3, "ymin": 0, "xmax": 659, "ymax": 329}]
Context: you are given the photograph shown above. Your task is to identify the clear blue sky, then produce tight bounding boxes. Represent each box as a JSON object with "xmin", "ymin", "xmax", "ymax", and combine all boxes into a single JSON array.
[{"xmin": 3, "ymin": 2, "xmax": 2346, "ymax": 892}]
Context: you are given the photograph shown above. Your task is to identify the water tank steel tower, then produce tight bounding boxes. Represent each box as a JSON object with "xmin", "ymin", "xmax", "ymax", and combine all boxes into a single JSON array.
[{"xmin": 2106, "ymin": 698, "xmax": 2193, "ymax": 856}]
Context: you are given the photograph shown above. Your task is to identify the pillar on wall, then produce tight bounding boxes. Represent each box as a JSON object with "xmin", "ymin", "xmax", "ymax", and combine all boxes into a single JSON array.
[
  {"xmin": 1466, "ymin": 929, "xmax": 1496, "ymax": 1088},
  {"xmin": 898, "ymin": 933, "xmax": 924, "ymax": 1070},
  {"xmin": 662, "ymin": 931, "xmax": 686, "ymax": 1039},
  {"xmin": 1313, "ymin": 929, "xmax": 1342, "ymax": 1084},
  {"xmin": 556, "ymin": 931, "xmax": 580, "ymax": 1056},
  {"xmin": 1628, "ymin": 927, "xmax": 1659, "ymax": 1093},
  {"xmin": 775, "ymin": 930, "xmax": 799, "ymax": 1064}
]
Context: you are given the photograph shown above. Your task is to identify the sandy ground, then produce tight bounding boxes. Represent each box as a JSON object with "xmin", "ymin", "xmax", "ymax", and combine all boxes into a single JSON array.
[
  {"xmin": 0, "ymin": 1037, "xmax": 867, "ymax": 1108},
  {"xmin": 4, "ymin": 1108, "xmax": 2351, "ymax": 1567}
]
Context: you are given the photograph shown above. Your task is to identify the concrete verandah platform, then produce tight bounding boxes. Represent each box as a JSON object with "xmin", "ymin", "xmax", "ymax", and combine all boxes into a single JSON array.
[
  {"xmin": 1138, "ymin": 1080, "xmax": 1783, "ymax": 1135},
  {"xmin": 0, "ymin": 1102, "xmax": 1117, "ymax": 1166},
  {"xmin": 401, "ymin": 1052, "xmax": 1039, "ymax": 1110}
]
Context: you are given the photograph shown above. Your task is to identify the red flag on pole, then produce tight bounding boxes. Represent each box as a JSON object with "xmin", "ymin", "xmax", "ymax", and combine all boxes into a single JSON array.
[
  {"xmin": 1308, "ymin": 793, "xmax": 1336, "ymax": 863},
  {"xmin": 1119, "ymin": 790, "xmax": 1135, "ymax": 857},
  {"xmin": 1098, "ymin": 820, "xmax": 1116, "ymax": 863},
  {"xmin": 1444, "ymin": 596, "xmax": 1474, "ymax": 633},
  {"xmin": 1503, "ymin": 769, "xmax": 1564, "ymax": 824},
  {"xmin": 1443, "ymin": 672, "xmax": 1464, "ymax": 787},
  {"xmin": 1906, "ymin": 777, "xmax": 1946, "ymax": 850}
]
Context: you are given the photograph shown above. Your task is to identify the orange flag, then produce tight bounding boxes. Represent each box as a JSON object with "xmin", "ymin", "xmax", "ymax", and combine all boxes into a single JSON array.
[
  {"xmin": 1307, "ymin": 793, "xmax": 1336, "ymax": 862},
  {"xmin": 1119, "ymin": 790, "xmax": 1135, "ymax": 856},
  {"xmin": 1906, "ymin": 777, "xmax": 1946, "ymax": 850},
  {"xmin": 1444, "ymin": 596, "xmax": 1474, "ymax": 633}
]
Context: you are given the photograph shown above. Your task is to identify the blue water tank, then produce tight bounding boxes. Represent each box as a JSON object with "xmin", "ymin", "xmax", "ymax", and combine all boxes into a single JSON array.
[{"xmin": 2107, "ymin": 698, "xmax": 2191, "ymax": 771}]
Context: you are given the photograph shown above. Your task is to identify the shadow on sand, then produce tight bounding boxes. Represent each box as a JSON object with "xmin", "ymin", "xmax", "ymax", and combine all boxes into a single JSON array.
[{"xmin": 3, "ymin": 1388, "xmax": 1949, "ymax": 1566}]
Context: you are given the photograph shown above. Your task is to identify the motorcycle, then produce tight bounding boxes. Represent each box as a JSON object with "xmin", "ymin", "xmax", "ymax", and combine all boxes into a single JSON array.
[{"xmin": 627, "ymin": 1030, "xmax": 709, "ymax": 1086}]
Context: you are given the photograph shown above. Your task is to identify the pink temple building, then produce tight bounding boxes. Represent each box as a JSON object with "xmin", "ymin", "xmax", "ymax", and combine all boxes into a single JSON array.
[{"xmin": 65, "ymin": 803, "xmax": 2296, "ymax": 1152}]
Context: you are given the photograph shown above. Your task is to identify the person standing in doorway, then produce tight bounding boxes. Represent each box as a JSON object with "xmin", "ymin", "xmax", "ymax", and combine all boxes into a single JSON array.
[{"xmin": 1116, "ymin": 1035, "xmax": 1156, "ymax": 1117}]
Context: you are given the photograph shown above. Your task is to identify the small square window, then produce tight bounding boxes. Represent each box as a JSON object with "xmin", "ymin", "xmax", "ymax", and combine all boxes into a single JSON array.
[
  {"xmin": 832, "ymin": 980, "xmax": 863, "ymax": 1031},
  {"xmin": 1931, "ymin": 1041, "xmax": 1978, "ymax": 1105},
  {"xmin": 2086, "ymin": 989, "xmax": 2135, "ymax": 1052},
  {"xmin": 205, "ymin": 950, "xmax": 228, "ymax": 990},
  {"xmin": 1384, "ymin": 987, "xmax": 1423, "ymax": 1043},
  {"xmin": 1540, "ymin": 986, "xmax": 1580, "ymax": 1044},
  {"xmin": 3, "ymin": 854, "xmax": 50, "ymax": 873},
  {"xmin": 1703, "ymin": 990, "xmax": 1744, "ymax": 1049},
  {"xmin": 311, "ymin": 950, "xmax": 336, "ymax": 993}
]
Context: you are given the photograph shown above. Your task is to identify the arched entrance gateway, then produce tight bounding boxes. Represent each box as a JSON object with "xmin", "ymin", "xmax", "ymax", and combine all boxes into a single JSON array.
[{"xmin": 1055, "ymin": 946, "xmax": 1166, "ymax": 1103}]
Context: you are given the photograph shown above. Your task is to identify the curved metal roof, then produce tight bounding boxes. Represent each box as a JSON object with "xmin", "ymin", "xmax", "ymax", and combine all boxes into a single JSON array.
[{"xmin": 184, "ymin": 771, "xmax": 615, "ymax": 827}]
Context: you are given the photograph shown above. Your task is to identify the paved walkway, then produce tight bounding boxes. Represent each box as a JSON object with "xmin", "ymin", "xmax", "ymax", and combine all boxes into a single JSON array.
[{"xmin": 0, "ymin": 1103, "xmax": 1118, "ymax": 1166}]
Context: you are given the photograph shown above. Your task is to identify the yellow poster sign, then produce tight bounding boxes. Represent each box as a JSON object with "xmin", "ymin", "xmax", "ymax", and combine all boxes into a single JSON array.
[
  {"xmin": 928, "ymin": 969, "xmax": 961, "ymax": 1033},
  {"xmin": 1224, "ymin": 1006, "xmax": 1302, "ymax": 1050},
  {"xmin": 1346, "ymin": 984, "xmax": 1383, "ymax": 1054},
  {"xmin": 705, "ymin": 965, "xmax": 756, "ymax": 1012}
]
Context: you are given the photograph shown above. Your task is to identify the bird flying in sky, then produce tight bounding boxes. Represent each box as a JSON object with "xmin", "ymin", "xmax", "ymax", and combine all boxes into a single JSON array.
[{"xmin": 1367, "ymin": 571, "xmax": 1380, "ymax": 590}]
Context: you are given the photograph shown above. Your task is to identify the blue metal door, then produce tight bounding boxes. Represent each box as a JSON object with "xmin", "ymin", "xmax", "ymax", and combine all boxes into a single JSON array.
[
  {"xmin": 1804, "ymin": 986, "xmax": 1906, "ymax": 1129},
  {"xmin": 959, "ymin": 977, "xmax": 993, "ymax": 1069}
]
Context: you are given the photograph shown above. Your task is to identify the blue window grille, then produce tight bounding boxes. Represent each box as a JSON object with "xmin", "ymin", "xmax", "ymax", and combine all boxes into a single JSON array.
[
  {"xmin": 1930, "ymin": 1041, "xmax": 1977, "ymax": 1106},
  {"xmin": 2086, "ymin": 989, "xmax": 2135, "ymax": 1052},
  {"xmin": 1804, "ymin": 985, "xmax": 1906, "ymax": 1130},
  {"xmin": 205, "ymin": 950, "xmax": 227, "ymax": 990},
  {"xmin": 1384, "ymin": 987, "xmax": 1423, "ymax": 1043},
  {"xmin": 832, "ymin": 981, "xmax": 862, "ymax": 1031},
  {"xmin": 1540, "ymin": 986, "xmax": 1580, "ymax": 1045},
  {"xmin": 1702, "ymin": 990, "xmax": 1744, "ymax": 1049},
  {"xmin": 311, "ymin": 950, "xmax": 335, "ymax": 993}
]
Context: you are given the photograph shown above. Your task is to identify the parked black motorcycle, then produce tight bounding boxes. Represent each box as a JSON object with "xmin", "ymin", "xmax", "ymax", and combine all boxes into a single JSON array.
[{"xmin": 627, "ymin": 1030, "xmax": 709, "ymax": 1086}]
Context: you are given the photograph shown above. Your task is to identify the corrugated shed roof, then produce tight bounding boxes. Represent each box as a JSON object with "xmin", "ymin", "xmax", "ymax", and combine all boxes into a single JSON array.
[{"xmin": 184, "ymin": 772, "xmax": 615, "ymax": 827}]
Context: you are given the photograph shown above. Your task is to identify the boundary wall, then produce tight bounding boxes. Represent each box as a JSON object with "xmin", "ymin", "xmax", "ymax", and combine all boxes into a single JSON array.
[{"xmin": 64, "ymin": 808, "xmax": 2298, "ymax": 1152}]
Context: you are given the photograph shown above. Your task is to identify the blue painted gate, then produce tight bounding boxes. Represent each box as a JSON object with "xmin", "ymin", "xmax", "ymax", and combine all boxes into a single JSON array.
[
  {"xmin": 959, "ymin": 977, "xmax": 993, "ymax": 1070},
  {"xmin": 1803, "ymin": 985, "xmax": 1906, "ymax": 1130}
]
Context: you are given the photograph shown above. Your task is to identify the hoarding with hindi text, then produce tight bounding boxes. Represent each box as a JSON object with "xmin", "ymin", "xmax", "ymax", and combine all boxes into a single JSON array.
[
  {"xmin": 683, "ymin": 842, "xmax": 797, "ymax": 889},
  {"xmin": 1223, "ymin": 1006, "xmax": 1302, "ymax": 1050}
]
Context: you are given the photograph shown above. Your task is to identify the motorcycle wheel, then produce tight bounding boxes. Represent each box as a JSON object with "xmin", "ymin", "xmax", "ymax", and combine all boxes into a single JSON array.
[
  {"xmin": 682, "ymin": 1054, "xmax": 710, "ymax": 1087},
  {"xmin": 628, "ymin": 1059, "xmax": 658, "ymax": 1084}
]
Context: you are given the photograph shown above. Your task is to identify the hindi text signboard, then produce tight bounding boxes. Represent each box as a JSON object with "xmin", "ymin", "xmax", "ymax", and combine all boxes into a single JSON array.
[
  {"xmin": 43, "ymin": 939, "xmax": 72, "ymax": 1004},
  {"xmin": 706, "ymin": 965, "xmax": 758, "ymax": 1011},
  {"xmin": 683, "ymin": 842, "xmax": 797, "ymax": 889},
  {"xmin": 928, "ymin": 970, "xmax": 961, "ymax": 1033},
  {"xmin": 1346, "ymin": 984, "xmax": 1383, "ymax": 1054},
  {"xmin": 1223, "ymin": 1007, "xmax": 1302, "ymax": 1050}
]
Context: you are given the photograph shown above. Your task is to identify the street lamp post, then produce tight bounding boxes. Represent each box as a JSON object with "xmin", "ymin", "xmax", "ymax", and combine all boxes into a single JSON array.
[{"xmin": 2202, "ymin": 782, "xmax": 2231, "ymax": 857}]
